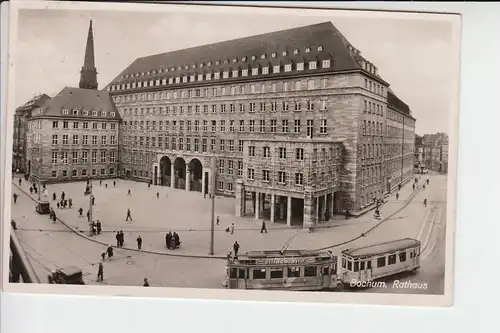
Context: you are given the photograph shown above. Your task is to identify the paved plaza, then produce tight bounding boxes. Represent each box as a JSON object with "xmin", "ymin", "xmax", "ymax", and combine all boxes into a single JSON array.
[{"xmin": 12, "ymin": 173, "xmax": 445, "ymax": 257}]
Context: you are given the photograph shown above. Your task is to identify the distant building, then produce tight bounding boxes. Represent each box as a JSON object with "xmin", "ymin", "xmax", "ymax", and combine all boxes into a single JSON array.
[
  {"xmin": 414, "ymin": 134, "xmax": 425, "ymax": 171},
  {"xmin": 421, "ymin": 133, "xmax": 448, "ymax": 174},
  {"xmin": 105, "ymin": 21, "xmax": 416, "ymax": 225},
  {"xmin": 12, "ymin": 94, "xmax": 51, "ymax": 173},
  {"xmin": 26, "ymin": 20, "xmax": 121, "ymax": 183}
]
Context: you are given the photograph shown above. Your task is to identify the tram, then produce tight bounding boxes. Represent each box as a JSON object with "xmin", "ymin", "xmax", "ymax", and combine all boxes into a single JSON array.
[
  {"xmin": 340, "ymin": 238, "xmax": 421, "ymax": 287},
  {"xmin": 224, "ymin": 249, "xmax": 340, "ymax": 291}
]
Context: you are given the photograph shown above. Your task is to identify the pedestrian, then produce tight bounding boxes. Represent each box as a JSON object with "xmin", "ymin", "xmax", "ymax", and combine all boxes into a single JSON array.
[
  {"xmin": 105, "ymin": 184, "xmax": 108, "ymax": 188},
  {"xmin": 106, "ymin": 245, "xmax": 114, "ymax": 260},
  {"xmin": 113, "ymin": 180, "xmax": 116, "ymax": 187},
  {"xmin": 101, "ymin": 251, "xmax": 106, "ymax": 261},
  {"xmin": 18, "ymin": 178, "xmax": 22, "ymax": 186},
  {"xmin": 64, "ymin": 199, "xmax": 68, "ymax": 208},
  {"xmin": 100, "ymin": 179, "xmax": 102, "ymax": 186},
  {"xmin": 424, "ymin": 198, "xmax": 427, "ymax": 207},
  {"xmin": 166, "ymin": 232, "xmax": 172, "ymax": 249},
  {"xmin": 97, "ymin": 262, "xmax": 104, "ymax": 282},
  {"xmin": 52, "ymin": 214, "xmax": 57, "ymax": 224},
  {"xmin": 115, "ymin": 232, "xmax": 120, "ymax": 246},
  {"xmin": 143, "ymin": 278, "xmax": 150, "ymax": 287},
  {"xmin": 156, "ymin": 192, "xmax": 159, "ymax": 199},
  {"xmin": 13, "ymin": 193, "xmax": 18, "ymax": 204},
  {"xmin": 231, "ymin": 223, "xmax": 235, "ymax": 234},
  {"xmin": 396, "ymin": 192, "xmax": 399, "ymax": 200},
  {"xmin": 148, "ymin": 182, "xmax": 151, "ymax": 189},
  {"xmin": 91, "ymin": 195, "xmax": 95, "ymax": 206},
  {"xmin": 216, "ymin": 216, "xmax": 220, "ymax": 225},
  {"xmin": 96, "ymin": 220, "xmax": 102, "ymax": 235},
  {"xmin": 56, "ymin": 202, "xmax": 60, "ymax": 209},
  {"xmin": 426, "ymin": 178, "xmax": 430, "ymax": 185},
  {"xmin": 233, "ymin": 241, "xmax": 240, "ymax": 256},
  {"xmin": 412, "ymin": 183, "xmax": 415, "ymax": 190},
  {"xmin": 87, "ymin": 210, "xmax": 90, "ymax": 222},
  {"xmin": 260, "ymin": 220, "xmax": 268, "ymax": 233},
  {"xmin": 52, "ymin": 192, "xmax": 56, "ymax": 201},
  {"xmin": 33, "ymin": 186, "xmax": 38, "ymax": 194},
  {"xmin": 126, "ymin": 209, "xmax": 132, "ymax": 222},
  {"xmin": 78, "ymin": 207, "xmax": 83, "ymax": 217},
  {"xmin": 119, "ymin": 231, "xmax": 124, "ymax": 247},
  {"xmin": 29, "ymin": 187, "xmax": 33, "ymax": 195},
  {"xmin": 137, "ymin": 235, "xmax": 142, "ymax": 250},
  {"xmin": 423, "ymin": 184, "xmax": 426, "ymax": 190},
  {"xmin": 127, "ymin": 189, "xmax": 131, "ymax": 196},
  {"xmin": 92, "ymin": 221, "xmax": 97, "ymax": 235},
  {"xmin": 61, "ymin": 191, "xmax": 65, "ymax": 201},
  {"xmin": 68, "ymin": 198, "xmax": 72, "ymax": 209}
]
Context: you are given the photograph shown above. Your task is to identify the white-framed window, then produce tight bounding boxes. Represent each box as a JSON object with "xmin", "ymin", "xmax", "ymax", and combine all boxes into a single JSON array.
[
  {"xmin": 321, "ymin": 100, "xmax": 327, "ymax": 110},
  {"xmin": 305, "ymin": 47, "xmax": 311, "ymax": 53},
  {"xmin": 294, "ymin": 119, "xmax": 301, "ymax": 133},
  {"xmin": 62, "ymin": 134, "xmax": 68, "ymax": 145},
  {"xmin": 92, "ymin": 111, "xmax": 98, "ymax": 116},
  {"xmin": 182, "ymin": 76, "xmax": 188, "ymax": 83},
  {"xmin": 252, "ymin": 68, "xmax": 259, "ymax": 75},
  {"xmin": 232, "ymin": 70, "xmax": 238, "ymax": 77},
  {"xmin": 273, "ymin": 65, "xmax": 280, "ymax": 73},
  {"xmin": 285, "ymin": 64, "xmax": 292, "ymax": 72},
  {"xmin": 218, "ymin": 181, "xmax": 224, "ymax": 191},
  {"xmin": 318, "ymin": 45, "xmax": 323, "ymax": 51},
  {"xmin": 307, "ymin": 79, "xmax": 314, "ymax": 90},
  {"xmin": 248, "ymin": 168, "xmax": 255, "ymax": 180},
  {"xmin": 295, "ymin": 173, "xmax": 304, "ymax": 185},
  {"xmin": 322, "ymin": 59, "xmax": 331, "ymax": 68},
  {"xmin": 293, "ymin": 49, "xmax": 299, "ymax": 55},
  {"xmin": 320, "ymin": 119, "xmax": 327, "ymax": 134},
  {"xmin": 309, "ymin": 61, "xmax": 317, "ymax": 70},
  {"xmin": 278, "ymin": 171, "xmax": 286, "ymax": 184},
  {"xmin": 263, "ymin": 170, "xmax": 270, "ymax": 182},
  {"xmin": 214, "ymin": 72, "xmax": 220, "ymax": 79},
  {"xmin": 72, "ymin": 135, "xmax": 78, "ymax": 144},
  {"xmin": 51, "ymin": 152, "xmax": 58, "ymax": 164},
  {"xmin": 296, "ymin": 148, "xmax": 304, "ymax": 160},
  {"xmin": 248, "ymin": 146, "xmax": 255, "ymax": 157},
  {"xmin": 262, "ymin": 66, "xmax": 269, "ymax": 74},
  {"xmin": 52, "ymin": 134, "xmax": 58, "ymax": 145},
  {"xmin": 282, "ymin": 51, "xmax": 288, "ymax": 56},
  {"xmin": 279, "ymin": 147, "xmax": 287, "ymax": 159},
  {"xmin": 223, "ymin": 71, "xmax": 229, "ymax": 79},
  {"xmin": 242, "ymin": 69, "xmax": 248, "ymax": 76}
]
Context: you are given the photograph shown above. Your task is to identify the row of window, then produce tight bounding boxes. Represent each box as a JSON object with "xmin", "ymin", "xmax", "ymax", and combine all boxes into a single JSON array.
[
  {"xmin": 52, "ymin": 121, "xmax": 117, "ymax": 130},
  {"xmin": 50, "ymin": 151, "xmax": 116, "ymax": 164},
  {"xmin": 122, "ymin": 99, "xmax": 329, "ymax": 119},
  {"xmin": 363, "ymin": 99, "xmax": 385, "ymax": 116},
  {"xmin": 247, "ymin": 169, "xmax": 303, "ymax": 185},
  {"xmin": 362, "ymin": 120, "xmax": 385, "ymax": 137},
  {"xmin": 111, "ymin": 59, "xmax": 333, "ymax": 92},
  {"xmin": 342, "ymin": 249, "xmax": 416, "ymax": 272},
  {"xmin": 121, "ymin": 45, "xmax": 326, "ymax": 80},
  {"xmin": 124, "ymin": 118, "xmax": 328, "ymax": 136},
  {"xmin": 230, "ymin": 264, "xmax": 334, "ymax": 280},
  {"xmin": 51, "ymin": 134, "xmax": 117, "ymax": 146},
  {"xmin": 248, "ymin": 146, "xmax": 340, "ymax": 162},
  {"xmin": 59, "ymin": 109, "xmax": 116, "ymax": 118},
  {"xmin": 363, "ymin": 79, "xmax": 385, "ymax": 97},
  {"xmin": 361, "ymin": 165, "xmax": 383, "ymax": 188},
  {"xmin": 50, "ymin": 168, "xmax": 116, "ymax": 178},
  {"xmin": 360, "ymin": 190, "xmax": 385, "ymax": 208}
]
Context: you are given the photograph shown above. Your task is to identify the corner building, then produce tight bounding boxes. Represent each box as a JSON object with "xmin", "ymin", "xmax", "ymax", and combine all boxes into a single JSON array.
[{"xmin": 106, "ymin": 22, "xmax": 416, "ymax": 227}]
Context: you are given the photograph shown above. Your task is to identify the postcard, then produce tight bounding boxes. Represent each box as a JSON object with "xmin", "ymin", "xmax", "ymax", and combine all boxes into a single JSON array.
[{"xmin": 2, "ymin": 1, "xmax": 460, "ymax": 307}]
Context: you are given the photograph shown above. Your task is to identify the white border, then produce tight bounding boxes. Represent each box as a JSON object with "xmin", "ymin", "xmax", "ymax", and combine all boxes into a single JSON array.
[{"xmin": 4, "ymin": 2, "xmax": 499, "ymax": 332}]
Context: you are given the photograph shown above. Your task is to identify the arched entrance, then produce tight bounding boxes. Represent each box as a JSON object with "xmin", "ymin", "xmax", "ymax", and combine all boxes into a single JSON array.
[
  {"xmin": 188, "ymin": 159, "xmax": 203, "ymax": 192},
  {"xmin": 173, "ymin": 157, "xmax": 186, "ymax": 189},
  {"xmin": 159, "ymin": 156, "xmax": 172, "ymax": 186}
]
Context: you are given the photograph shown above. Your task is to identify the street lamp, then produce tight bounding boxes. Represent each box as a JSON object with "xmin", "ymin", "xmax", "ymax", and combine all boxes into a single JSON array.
[
  {"xmin": 87, "ymin": 149, "xmax": 94, "ymax": 236},
  {"xmin": 35, "ymin": 157, "xmax": 42, "ymax": 202},
  {"xmin": 209, "ymin": 153, "xmax": 216, "ymax": 255}
]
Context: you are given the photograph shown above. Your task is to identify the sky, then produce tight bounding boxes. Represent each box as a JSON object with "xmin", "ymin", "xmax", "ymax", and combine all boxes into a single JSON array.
[{"xmin": 13, "ymin": 6, "xmax": 458, "ymax": 134}]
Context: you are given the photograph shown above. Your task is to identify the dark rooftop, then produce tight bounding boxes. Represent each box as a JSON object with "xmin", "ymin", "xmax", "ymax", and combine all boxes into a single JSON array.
[
  {"xmin": 342, "ymin": 238, "xmax": 420, "ymax": 258},
  {"xmin": 16, "ymin": 94, "xmax": 51, "ymax": 113},
  {"xmin": 31, "ymin": 87, "xmax": 121, "ymax": 120},
  {"xmin": 105, "ymin": 22, "xmax": 381, "ymax": 88}
]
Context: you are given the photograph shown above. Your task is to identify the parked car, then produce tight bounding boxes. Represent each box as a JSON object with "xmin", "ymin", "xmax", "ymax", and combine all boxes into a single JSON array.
[{"xmin": 47, "ymin": 266, "xmax": 85, "ymax": 285}]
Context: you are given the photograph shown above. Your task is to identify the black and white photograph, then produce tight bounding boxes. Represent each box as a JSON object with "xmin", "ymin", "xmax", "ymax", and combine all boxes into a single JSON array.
[{"xmin": 2, "ymin": 1, "xmax": 460, "ymax": 307}]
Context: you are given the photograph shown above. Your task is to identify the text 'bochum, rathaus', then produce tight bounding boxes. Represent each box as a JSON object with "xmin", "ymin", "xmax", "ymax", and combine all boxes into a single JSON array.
[{"xmin": 22, "ymin": 21, "xmax": 416, "ymax": 229}]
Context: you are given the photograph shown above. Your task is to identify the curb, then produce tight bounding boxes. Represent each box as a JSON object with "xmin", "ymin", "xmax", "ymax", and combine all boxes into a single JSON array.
[{"xmin": 12, "ymin": 182, "xmax": 227, "ymax": 260}]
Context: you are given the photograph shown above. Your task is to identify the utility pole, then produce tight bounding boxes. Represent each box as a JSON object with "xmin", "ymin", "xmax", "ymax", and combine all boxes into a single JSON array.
[{"xmin": 209, "ymin": 153, "xmax": 216, "ymax": 255}]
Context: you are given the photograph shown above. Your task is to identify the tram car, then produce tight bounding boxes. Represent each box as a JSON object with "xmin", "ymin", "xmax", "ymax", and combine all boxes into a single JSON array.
[
  {"xmin": 340, "ymin": 238, "xmax": 421, "ymax": 287},
  {"xmin": 224, "ymin": 249, "xmax": 340, "ymax": 291}
]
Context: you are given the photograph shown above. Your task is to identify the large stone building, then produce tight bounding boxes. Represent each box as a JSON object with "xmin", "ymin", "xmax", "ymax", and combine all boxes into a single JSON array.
[
  {"xmin": 26, "ymin": 20, "xmax": 121, "ymax": 183},
  {"xmin": 12, "ymin": 93, "xmax": 51, "ymax": 173},
  {"xmin": 105, "ymin": 21, "xmax": 415, "ymax": 227},
  {"xmin": 422, "ymin": 133, "xmax": 448, "ymax": 173}
]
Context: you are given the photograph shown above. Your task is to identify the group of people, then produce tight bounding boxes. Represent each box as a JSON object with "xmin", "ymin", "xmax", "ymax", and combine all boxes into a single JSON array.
[
  {"xmin": 53, "ymin": 191, "xmax": 73, "ymax": 209},
  {"xmin": 91, "ymin": 220, "xmax": 102, "ymax": 235},
  {"xmin": 165, "ymin": 232, "xmax": 181, "ymax": 249}
]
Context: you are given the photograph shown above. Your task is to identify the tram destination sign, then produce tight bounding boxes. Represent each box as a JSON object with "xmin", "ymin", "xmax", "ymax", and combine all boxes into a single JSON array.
[{"xmin": 256, "ymin": 257, "xmax": 316, "ymax": 265}]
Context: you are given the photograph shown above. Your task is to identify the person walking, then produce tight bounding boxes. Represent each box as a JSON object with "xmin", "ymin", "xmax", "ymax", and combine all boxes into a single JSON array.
[
  {"xmin": 91, "ymin": 195, "xmax": 95, "ymax": 206},
  {"xmin": 230, "ymin": 223, "xmax": 235, "ymax": 234},
  {"xmin": 127, "ymin": 189, "xmax": 131, "ymax": 196},
  {"xmin": 260, "ymin": 221, "xmax": 268, "ymax": 233},
  {"xmin": 126, "ymin": 209, "xmax": 132, "ymax": 222},
  {"xmin": 13, "ymin": 193, "xmax": 18, "ymax": 204},
  {"xmin": 68, "ymin": 198, "xmax": 72, "ymax": 209},
  {"xmin": 233, "ymin": 241, "xmax": 240, "ymax": 256},
  {"xmin": 143, "ymin": 278, "xmax": 150, "ymax": 287},
  {"xmin": 115, "ymin": 232, "xmax": 120, "ymax": 247},
  {"xmin": 156, "ymin": 192, "xmax": 159, "ymax": 199},
  {"xmin": 424, "ymin": 198, "xmax": 427, "ymax": 207},
  {"xmin": 101, "ymin": 251, "xmax": 106, "ymax": 261},
  {"xmin": 136, "ymin": 235, "xmax": 142, "ymax": 250},
  {"xmin": 106, "ymin": 245, "xmax": 114, "ymax": 260},
  {"xmin": 396, "ymin": 192, "xmax": 399, "ymax": 200},
  {"xmin": 61, "ymin": 191, "xmax": 65, "ymax": 201},
  {"xmin": 78, "ymin": 207, "xmax": 83, "ymax": 217},
  {"xmin": 91, "ymin": 221, "xmax": 97, "ymax": 236},
  {"xmin": 119, "ymin": 231, "xmax": 124, "ymax": 247},
  {"xmin": 113, "ymin": 180, "xmax": 116, "ymax": 187},
  {"xmin": 29, "ymin": 186, "xmax": 33, "ymax": 195},
  {"xmin": 18, "ymin": 178, "xmax": 22, "ymax": 186},
  {"xmin": 87, "ymin": 210, "xmax": 90, "ymax": 222},
  {"xmin": 216, "ymin": 216, "xmax": 220, "ymax": 225},
  {"xmin": 96, "ymin": 220, "xmax": 102, "ymax": 235},
  {"xmin": 52, "ymin": 192, "xmax": 57, "ymax": 201},
  {"xmin": 97, "ymin": 262, "xmax": 104, "ymax": 282}
]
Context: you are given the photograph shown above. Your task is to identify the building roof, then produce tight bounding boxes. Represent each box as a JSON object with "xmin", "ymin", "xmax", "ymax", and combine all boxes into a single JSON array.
[
  {"xmin": 105, "ymin": 21, "xmax": 385, "ymax": 90},
  {"xmin": 31, "ymin": 87, "xmax": 121, "ymax": 120},
  {"xmin": 387, "ymin": 89, "xmax": 412, "ymax": 116},
  {"xmin": 15, "ymin": 94, "xmax": 51, "ymax": 113},
  {"xmin": 342, "ymin": 238, "xmax": 420, "ymax": 258}
]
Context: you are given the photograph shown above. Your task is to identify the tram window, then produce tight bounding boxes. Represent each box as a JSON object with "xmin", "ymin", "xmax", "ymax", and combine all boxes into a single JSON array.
[
  {"xmin": 399, "ymin": 252, "xmax": 407, "ymax": 262},
  {"xmin": 270, "ymin": 268, "xmax": 284, "ymax": 279},
  {"xmin": 377, "ymin": 257, "xmax": 386, "ymax": 268},
  {"xmin": 253, "ymin": 268, "xmax": 266, "ymax": 279},
  {"xmin": 353, "ymin": 262, "xmax": 359, "ymax": 272},
  {"xmin": 367, "ymin": 261, "xmax": 372, "ymax": 269},
  {"xmin": 342, "ymin": 258, "xmax": 346, "ymax": 268},
  {"xmin": 410, "ymin": 251, "xmax": 414, "ymax": 259},
  {"xmin": 304, "ymin": 266, "xmax": 317, "ymax": 277},
  {"xmin": 360, "ymin": 261, "xmax": 365, "ymax": 270},
  {"xmin": 230, "ymin": 268, "xmax": 238, "ymax": 278},
  {"xmin": 288, "ymin": 267, "xmax": 301, "ymax": 278},
  {"xmin": 322, "ymin": 266, "xmax": 330, "ymax": 275},
  {"xmin": 388, "ymin": 254, "xmax": 396, "ymax": 265},
  {"xmin": 347, "ymin": 261, "xmax": 352, "ymax": 271},
  {"xmin": 331, "ymin": 264, "xmax": 337, "ymax": 274},
  {"xmin": 416, "ymin": 247, "xmax": 420, "ymax": 255},
  {"xmin": 238, "ymin": 269, "xmax": 246, "ymax": 278}
]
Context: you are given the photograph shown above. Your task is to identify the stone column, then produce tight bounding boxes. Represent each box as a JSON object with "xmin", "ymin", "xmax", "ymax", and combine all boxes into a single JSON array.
[
  {"xmin": 201, "ymin": 170, "xmax": 206, "ymax": 197},
  {"xmin": 315, "ymin": 197, "xmax": 320, "ymax": 224},
  {"xmin": 279, "ymin": 197, "xmax": 285, "ymax": 220},
  {"xmin": 185, "ymin": 169, "xmax": 190, "ymax": 191},
  {"xmin": 287, "ymin": 196, "xmax": 292, "ymax": 226},
  {"xmin": 270, "ymin": 194, "xmax": 275, "ymax": 223},
  {"xmin": 255, "ymin": 191, "xmax": 260, "ymax": 219},
  {"xmin": 170, "ymin": 164, "xmax": 175, "ymax": 188},
  {"xmin": 322, "ymin": 195, "xmax": 327, "ymax": 221},
  {"xmin": 303, "ymin": 189, "xmax": 313, "ymax": 229},
  {"xmin": 330, "ymin": 192, "xmax": 335, "ymax": 217},
  {"xmin": 235, "ymin": 180, "xmax": 245, "ymax": 217}
]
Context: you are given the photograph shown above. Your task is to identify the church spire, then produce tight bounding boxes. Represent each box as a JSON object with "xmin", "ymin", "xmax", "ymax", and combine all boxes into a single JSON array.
[{"xmin": 79, "ymin": 19, "xmax": 98, "ymax": 90}]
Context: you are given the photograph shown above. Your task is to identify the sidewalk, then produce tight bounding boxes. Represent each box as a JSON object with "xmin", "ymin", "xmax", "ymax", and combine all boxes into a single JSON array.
[{"xmin": 11, "ymin": 174, "xmax": 426, "ymax": 258}]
